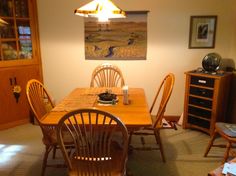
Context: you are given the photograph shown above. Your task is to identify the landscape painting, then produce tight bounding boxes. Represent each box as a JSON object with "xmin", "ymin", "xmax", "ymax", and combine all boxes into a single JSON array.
[{"xmin": 84, "ymin": 11, "xmax": 148, "ymax": 60}]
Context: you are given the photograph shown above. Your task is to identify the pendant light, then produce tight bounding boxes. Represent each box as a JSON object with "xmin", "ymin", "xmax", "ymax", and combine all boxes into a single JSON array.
[{"xmin": 74, "ymin": 0, "xmax": 126, "ymax": 22}]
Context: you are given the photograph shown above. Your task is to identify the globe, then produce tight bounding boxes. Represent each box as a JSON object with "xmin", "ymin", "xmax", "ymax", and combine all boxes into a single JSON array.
[{"xmin": 202, "ymin": 53, "xmax": 221, "ymax": 72}]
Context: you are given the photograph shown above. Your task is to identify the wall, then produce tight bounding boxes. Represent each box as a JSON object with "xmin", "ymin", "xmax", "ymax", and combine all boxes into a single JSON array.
[{"xmin": 36, "ymin": 0, "xmax": 236, "ymax": 116}]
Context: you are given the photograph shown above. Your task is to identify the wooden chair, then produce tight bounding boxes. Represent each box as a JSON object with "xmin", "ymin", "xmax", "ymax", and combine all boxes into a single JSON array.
[
  {"xmin": 90, "ymin": 63, "xmax": 125, "ymax": 87},
  {"xmin": 204, "ymin": 122, "xmax": 236, "ymax": 163},
  {"xmin": 26, "ymin": 79, "xmax": 65, "ymax": 176},
  {"xmin": 56, "ymin": 108, "xmax": 129, "ymax": 176},
  {"xmin": 128, "ymin": 73, "xmax": 175, "ymax": 162}
]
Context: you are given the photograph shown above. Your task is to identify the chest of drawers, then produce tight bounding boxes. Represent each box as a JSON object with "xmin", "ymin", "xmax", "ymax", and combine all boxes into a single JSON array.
[{"xmin": 183, "ymin": 71, "xmax": 232, "ymax": 136}]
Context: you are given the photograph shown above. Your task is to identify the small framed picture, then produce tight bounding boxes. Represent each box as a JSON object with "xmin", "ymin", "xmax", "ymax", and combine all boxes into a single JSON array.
[{"xmin": 188, "ymin": 16, "xmax": 217, "ymax": 49}]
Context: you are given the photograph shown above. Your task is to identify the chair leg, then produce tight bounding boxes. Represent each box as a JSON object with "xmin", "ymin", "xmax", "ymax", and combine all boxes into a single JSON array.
[
  {"xmin": 222, "ymin": 141, "xmax": 232, "ymax": 164},
  {"xmin": 154, "ymin": 129, "xmax": 165, "ymax": 162},
  {"xmin": 204, "ymin": 130, "xmax": 217, "ymax": 157},
  {"xmin": 128, "ymin": 132, "xmax": 133, "ymax": 146},
  {"xmin": 128, "ymin": 132, "xmax": 133, "ymax": 154},
  {"xmin": 171, "ymin": 121, "xmax": 177, "ymax": 130},
  {"xmin": 52, "ymin": 145, "xmax": 57, "ymax": 159},
  {"xmin": 41, "ymin": 145, "xmax": 53, "ymax": 176}
]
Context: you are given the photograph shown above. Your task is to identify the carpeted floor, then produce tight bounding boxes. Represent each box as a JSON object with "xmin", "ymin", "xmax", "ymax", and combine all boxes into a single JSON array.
[{"xmin": 0, "ymin": 123, "xmax": 228, "ymax": 176}]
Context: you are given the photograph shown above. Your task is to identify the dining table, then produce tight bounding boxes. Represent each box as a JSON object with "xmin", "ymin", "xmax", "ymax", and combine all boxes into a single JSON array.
[{"xmin": 41, "ymin": 87, "xmax": 152, "ymax": 131}]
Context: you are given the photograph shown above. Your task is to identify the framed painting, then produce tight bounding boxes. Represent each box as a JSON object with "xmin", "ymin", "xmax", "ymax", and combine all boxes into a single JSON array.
[
  {"xmin": 188, "ymin": 16, "xmax": 217, "ymax": 49},
  {"xmin": 84, "ymin": 11, "xmax": 149, "ymax": 60}
]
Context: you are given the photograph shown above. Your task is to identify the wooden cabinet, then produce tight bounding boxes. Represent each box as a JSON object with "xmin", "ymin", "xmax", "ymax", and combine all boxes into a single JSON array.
[
  {"xmin": 0, "ymin": 0, "xmax": 42, "ymax": 130},
  {"xmin": 0, "ymin": 65, "xmax": 41, "ymax": 129},
  {"xmin": 183, "ymin": 71, "xmax": 232, "ymax": 136}
]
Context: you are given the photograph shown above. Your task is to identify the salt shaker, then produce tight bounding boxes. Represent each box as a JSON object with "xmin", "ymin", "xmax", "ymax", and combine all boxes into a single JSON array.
[{"xmin": 122, "ymin": 85, "xmax": 129, "ymax": 105}]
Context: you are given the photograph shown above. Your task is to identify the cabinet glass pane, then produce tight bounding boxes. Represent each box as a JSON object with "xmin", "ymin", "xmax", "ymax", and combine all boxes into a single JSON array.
[
  {"xmin": 18, "ymin": 40, "xmax": 32, "ymax": 59},
  {"xmin": 15, "ymin": 0, "xmax": 29, "ymax": 18},
  {"xmin": 17, "ymin": 20, "xmax": 32, "ymax": 59},
  {"xmin": 1, "ymin": 41, "xmax": 17, "ymax": 60},
  {"xmin": 0, "ymin": 19, "xmax": 15, "ymax": 38},
  {"xmin": 0, "ymin": 0, "xmax": 14, "ymax": 17}
]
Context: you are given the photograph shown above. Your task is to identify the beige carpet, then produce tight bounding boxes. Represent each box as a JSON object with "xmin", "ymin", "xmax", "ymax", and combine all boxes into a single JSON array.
[{"xmin": 0, "ymin": 123, "xmax": 227, "ymax": 176}]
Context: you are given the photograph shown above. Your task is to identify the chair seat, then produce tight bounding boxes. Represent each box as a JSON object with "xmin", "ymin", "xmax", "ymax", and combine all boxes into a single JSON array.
[
  {"xmin": 69, "ymin": 143, "xmax": 126, "ymax": 176},
  {"xmin": 216, "ymin": 122, "xmax": 236, "ymax": 138},
  {"xmin": 69, "ymin": 162, "xmax": 123, "ymax": 176},
  {"xmin": 42, "ymin": 127, "xmax": 73, "ymax": 145},
  {"xmin": 204, "ymin": 122, "xmax": 236, "ymax": 163}
]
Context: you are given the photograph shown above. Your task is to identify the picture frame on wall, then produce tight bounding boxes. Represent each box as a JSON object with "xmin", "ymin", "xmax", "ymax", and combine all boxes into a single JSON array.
[
  {"xmin": 188, "ymin": 15, "xmax": 217, "ymax": 49},
  {"xmin": 84, "ymin": 11, "xmax": 149, "ymax": 60}
]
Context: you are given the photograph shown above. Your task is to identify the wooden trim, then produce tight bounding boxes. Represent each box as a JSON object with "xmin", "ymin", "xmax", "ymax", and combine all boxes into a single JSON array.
[
  {"xmin": 164, "ymin": 115, "xmax": 180, "ymax": 122},
  {"xmin": 151, "ymin": 115, "xmax": 180, "ymax": 123},
  {"xmin": 0, "ymin": 119, "xmax": 29, "ymax": 130}
]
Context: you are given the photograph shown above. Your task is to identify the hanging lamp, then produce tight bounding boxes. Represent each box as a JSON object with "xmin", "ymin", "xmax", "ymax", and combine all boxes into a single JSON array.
[{"xmin": 74, "ymin": 0, "xmax": 126, "ymax": 22}]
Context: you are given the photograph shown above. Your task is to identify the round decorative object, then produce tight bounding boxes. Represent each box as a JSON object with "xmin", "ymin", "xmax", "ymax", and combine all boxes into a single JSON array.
[
  {"xmin": 98, "ymin": 92, "xmax": 117, "ymax": 101},
  {"xmin": 202, "ymin": 53, "xmax": 221, "ymax": 72},
  {"xmin": 98, "ymin": 92, "xmax": 118, "ymax": 104}
]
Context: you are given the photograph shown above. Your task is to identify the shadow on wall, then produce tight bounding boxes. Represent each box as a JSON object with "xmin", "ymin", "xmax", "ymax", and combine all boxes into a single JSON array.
[
  {"xmin": 220, "ymin": 58, "xmax": 236, "ymax": 72},
  {"xmin": 221, "ymin": 58, "xmax": 236, "ymax": 123}
]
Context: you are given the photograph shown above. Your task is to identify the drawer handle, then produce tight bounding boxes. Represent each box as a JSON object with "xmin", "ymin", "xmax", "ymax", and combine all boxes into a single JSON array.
[
  {"xmin": 198, "ymin": 80, "xmax": 206, "ymax": 84},
  {"xmin": 199, "ymin": 89, "xmax": 206, "ymax": 94},
  {"xmin": 199, "ymin": 101, "xmax": 205, "ymax": 105}
]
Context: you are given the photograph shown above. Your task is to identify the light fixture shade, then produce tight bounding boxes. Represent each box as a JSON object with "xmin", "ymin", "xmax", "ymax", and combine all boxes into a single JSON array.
[{"xmin": 74, "ymin": 0, "xmax": 126, "ymax": 22}]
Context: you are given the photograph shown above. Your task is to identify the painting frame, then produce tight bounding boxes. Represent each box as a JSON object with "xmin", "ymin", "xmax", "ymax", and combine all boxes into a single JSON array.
[
  {"xmin": 188, "ymin": 15, "xmax": 217, "ymax": 49},
  {"xmin": 84, "ymin": 11, "xmax": 149, "ymax": 60}
]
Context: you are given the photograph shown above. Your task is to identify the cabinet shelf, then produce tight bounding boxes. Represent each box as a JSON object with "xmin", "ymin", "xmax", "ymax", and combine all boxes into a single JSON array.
[
  {"xmin": 183, "ymin": 71, "xmax": 232, "ymax": 136},
  {"xmin": 189, "ymin": 84, "xmax": 214, "ymax": 90},
  {"xmin": 0, "ymin": 16, "xmax": 14, "ymax": 19},
  {"xmin": 188, "ymin": 123, "xmax": 210, "ymax": 134},
  {"xmin": 189, "ymin": 94, "xmax": 213, "ymax": 101},
  {"xmin": 188, "ymin": 113, "xmax": 211, "ymax": 122},
  {"xmin": 0, "ymin": 38, "xmax": 17, "ymax": 42},
  {"xmin": 0, "ymin": 16, "xmax": 29, "ymax": 20},
  {"xmin": 188, "ymin": 104, "xmax": 212, "ymax": 111}
]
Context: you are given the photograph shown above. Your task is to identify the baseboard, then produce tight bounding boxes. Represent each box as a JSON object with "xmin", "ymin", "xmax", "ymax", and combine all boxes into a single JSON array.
[
  {"xmin": 164, "ymin": 115, "xmax": 180, "ymax": 122},
  {"xmin": 0, "ymin": 119, "xmax": 29, "ymax": 130}
]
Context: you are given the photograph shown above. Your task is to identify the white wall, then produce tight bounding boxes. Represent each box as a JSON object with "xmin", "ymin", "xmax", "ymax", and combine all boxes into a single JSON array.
[{"xmin": 36, "ymin": 0, "xmax": 236, "ymax": 116}]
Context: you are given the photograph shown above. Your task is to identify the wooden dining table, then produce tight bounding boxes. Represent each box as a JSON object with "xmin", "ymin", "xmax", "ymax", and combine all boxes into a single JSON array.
[{"xmin": 41, "ymin": 87, "xmax": 152, "ymax": 130}]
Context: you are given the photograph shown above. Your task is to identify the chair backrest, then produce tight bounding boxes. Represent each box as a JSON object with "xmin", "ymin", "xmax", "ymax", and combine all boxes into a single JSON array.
[
  {"xmin": 26, "ymin": 79, "xmax": 54, "ymax": 124},
  {"xmin": 90, "ymin": 63, "xmax": 125, "ymax": 87},
  {"xmin": 57, "ymin": 108, "xmax": 129, "ymax": 175},
  {"xmin": 150, "ymin": 73, "xmax": 175, "ymax": 128}
]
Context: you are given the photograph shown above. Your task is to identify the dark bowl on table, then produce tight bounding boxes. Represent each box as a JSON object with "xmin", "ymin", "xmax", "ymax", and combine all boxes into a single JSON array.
[{"xmin": 98, "ymin": 92, "xmax": 117, "ymax": 101}]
